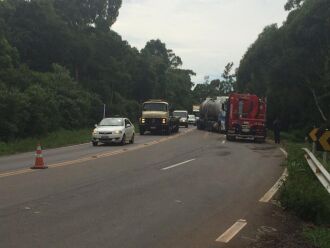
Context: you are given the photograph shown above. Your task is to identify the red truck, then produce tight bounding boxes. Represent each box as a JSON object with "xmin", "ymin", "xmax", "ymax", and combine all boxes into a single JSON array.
[{"xmin": 226, "ymin": 93, "xmax": 267, "ymax": 142}]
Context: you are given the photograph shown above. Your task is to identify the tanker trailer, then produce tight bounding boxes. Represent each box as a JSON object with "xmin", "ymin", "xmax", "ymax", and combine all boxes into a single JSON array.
[{"xmin": 197, "ymin": 96, "xmax": 228, "ymax": 132}]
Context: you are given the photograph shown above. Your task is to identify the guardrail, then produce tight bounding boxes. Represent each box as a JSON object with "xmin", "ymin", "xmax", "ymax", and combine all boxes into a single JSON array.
[{"xmin": 302, "ymin": 148, "xmax": 330, "ymax": 194}]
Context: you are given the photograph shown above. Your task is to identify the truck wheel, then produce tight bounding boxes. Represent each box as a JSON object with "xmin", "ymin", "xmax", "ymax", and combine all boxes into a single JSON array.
[
  {"xmin": 92, "ymin": 141, "xmax": 98, "ymax": 147},
  {"xmin": 226, "ymin": 135, "xmax": 235, "ymax": 141}
]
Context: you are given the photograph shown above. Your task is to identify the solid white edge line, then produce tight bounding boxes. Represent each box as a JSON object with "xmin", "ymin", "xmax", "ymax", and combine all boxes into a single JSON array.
[
  {"xmin": 216, "ymin": 219, "xmax": 247, "ymax": 243},
  {"xmin": 259, "ymin": 168, "xmax": 288, "ymax": 203},
  {"xmin": 161, "ymin": 159, "xmax": 196, "ymax": 171},
  {"xmin": 259, "ymin": 148, "xmax": 289, "ymax": 203},
  {"xmin": 280, "ymin": 148, "xmax": 288, "ymax": 158}
]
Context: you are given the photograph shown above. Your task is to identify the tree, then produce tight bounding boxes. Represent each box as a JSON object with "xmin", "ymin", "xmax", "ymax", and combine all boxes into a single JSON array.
[
  {"xmin": 285, "ymin": 0, "xmax": 305, "ymax": 11},
  {"xmin": 237, "ymin": 0, "xmax": 330, "ymax": 129},
  {"xmin": 0, "ymin": 0, "xmax": 197, "ymax": 140},
  {"xmin": 53, "ymin": 0, "xmax": 122, "ymax": 29},
  {"xmin": 220, "ymin": 62, "xmax": 236, "ymax": 95}
]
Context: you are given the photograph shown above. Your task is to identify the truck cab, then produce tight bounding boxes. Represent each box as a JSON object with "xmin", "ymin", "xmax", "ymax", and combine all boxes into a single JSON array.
[
  {"xmin": 139, "ymin": 100, "xmax": 180, "ymax": 135},
  {"xmin": 226, "ymin": 93, "xmax": 267, "ymax": 142}
]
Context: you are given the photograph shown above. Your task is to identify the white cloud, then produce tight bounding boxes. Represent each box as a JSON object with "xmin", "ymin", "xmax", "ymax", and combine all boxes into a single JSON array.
[{"xmin": 113, "ymin": 0, "xmax": 288, "ymax": 83}]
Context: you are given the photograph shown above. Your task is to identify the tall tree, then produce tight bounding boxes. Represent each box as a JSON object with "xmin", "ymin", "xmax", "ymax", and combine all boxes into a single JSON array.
[
  {"xmin": 53, "ymin": 0, "xmax": 122, "ymax": 29},
  {"xmin": 220, "ymin": 62, "xmax": 235, "ymax": 95},
  {"xmin": 237, "ymin": 0, "xmax": 330, "ymax": 129}
]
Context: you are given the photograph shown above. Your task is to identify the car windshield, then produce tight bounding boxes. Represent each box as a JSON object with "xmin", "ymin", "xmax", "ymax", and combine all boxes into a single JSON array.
[
  {"xmin": 143, "ymin": 103, "xmax": 167, "ymax": 112},
  {"xmin": 188, "ymin": 115, "xmax": 195, "ymax": 119},
  {"xmin": 99, "ymin": 118, "xmax": 124, "ymax": 126},
  {"xmin": 173, "ymin": 112, "xmax": 188, "ymax": 118}
]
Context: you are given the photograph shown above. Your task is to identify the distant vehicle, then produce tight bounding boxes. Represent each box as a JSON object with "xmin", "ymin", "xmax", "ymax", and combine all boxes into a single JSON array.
[
  {"xmin": 226, "ymin": 93, "xmax": 267, "ymax": 142},
  {"xmin": 197, "ymin": 96, "xmax": 228, "ymax": 132},
  {"xmin": 192, "ymin": 105, "xmax": 200, "ymax": 120},
  {"xmin": 173, "ymin": 110, "xmax": 189, "ymax": 128},
  {"xmin": 92, "ymin": 117, "xmax": 135, "ymax": 146},
  {"xmin": 188, "ymin": 115, "xmax": 196, "ymax": 125},
  {"xmin": 139, "ymin": 99, "xmax": 180, "ymax": 135}
]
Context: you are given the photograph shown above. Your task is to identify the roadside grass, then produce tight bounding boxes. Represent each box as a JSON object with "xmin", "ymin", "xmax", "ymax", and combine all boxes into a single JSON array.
[
  {"xmin": 304, "ymin": 226, "xmax": 330, "ymax": 248},
  {"xmin": 277, "ymin": 131, "xmax": 330, "ymax": 247},
  {"xmin": 0, "ymin": 124, "xmax": 141, "ymax": 157},
  {"xmin": 0, "ymin": 128, "xmax": 93, "ymax": 156}
]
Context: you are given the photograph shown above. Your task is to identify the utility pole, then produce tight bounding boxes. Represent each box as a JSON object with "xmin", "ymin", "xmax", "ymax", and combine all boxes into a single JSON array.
[{"xmin": 103, "ymin": 104, "xmax": 106, "ymax": 119}]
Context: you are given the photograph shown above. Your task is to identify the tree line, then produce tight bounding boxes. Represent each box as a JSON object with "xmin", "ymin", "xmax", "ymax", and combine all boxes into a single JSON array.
[
  {"xmin": 0, "ymin": 0, "xmax": 195, "ymax": 141},
  {"xmin": 1, "ymin": 0, "xmax": 328, "ymax": 141},
  {"xmin": 236, "ymin": 0, "xmax": 330, "ymax": 131}
]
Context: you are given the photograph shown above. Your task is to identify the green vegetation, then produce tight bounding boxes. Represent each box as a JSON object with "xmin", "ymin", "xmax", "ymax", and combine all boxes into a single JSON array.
[
  {"xmin": 237, "ymin": 0, "xmax": 330, "ymax": 130},
  {"xmin": 281, "ymin": 141, "xmax": 330, "ymax": 224},
  {"xmin": 0, "ymin": 0, "xmax": 195, "ymax": 143},
  {"xmin": 304, "ymin": 226, "xmax": 330, "ymax": 248},
  {"xmin": 0, "ymin": 128, "xmax": 92, "ymax": 156},
  {"xmin": 0, "ymin": 122, "xmax": 141, "ymax": 156},
  {"xmin": 278, "ymin": 133, "xmax": 330, "ymax": 247}
]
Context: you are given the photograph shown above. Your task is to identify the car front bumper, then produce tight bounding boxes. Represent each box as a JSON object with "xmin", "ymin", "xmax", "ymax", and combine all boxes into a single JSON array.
[{"xmin": 92, "ymin": 134, "xmax": 123, "ymax": 143}]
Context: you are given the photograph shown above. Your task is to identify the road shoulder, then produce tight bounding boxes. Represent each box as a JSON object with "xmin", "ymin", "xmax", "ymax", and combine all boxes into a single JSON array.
[{"xmin": 223, "ymin": 199, "xmax": 314, "ymax": 248}]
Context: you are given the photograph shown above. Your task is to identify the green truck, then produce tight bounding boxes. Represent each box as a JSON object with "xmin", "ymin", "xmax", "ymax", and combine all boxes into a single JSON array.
[{"xmin": 139, "ymin": 99, "xmax": 180, "ymax": 135}]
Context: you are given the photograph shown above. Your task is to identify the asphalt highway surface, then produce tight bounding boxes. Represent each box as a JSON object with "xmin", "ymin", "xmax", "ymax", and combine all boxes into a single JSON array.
[{"xmin": 0, "ymin": 127, "xmax": 285, "ymax": 248}]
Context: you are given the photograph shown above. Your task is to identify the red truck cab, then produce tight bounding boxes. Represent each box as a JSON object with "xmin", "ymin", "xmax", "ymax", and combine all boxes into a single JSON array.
[{"xmin": 226, "ymin": 93, "xmax": 267, "ymax": 142}]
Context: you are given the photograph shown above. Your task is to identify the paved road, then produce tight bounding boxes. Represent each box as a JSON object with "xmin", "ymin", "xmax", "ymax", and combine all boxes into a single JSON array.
[
  {"xmin": 0, "ymin": 128, "xmax": 284, "ymax": 248},
  {"xmin": 0, "ymin": 128, "xmax": 193, "ymax": 173}
]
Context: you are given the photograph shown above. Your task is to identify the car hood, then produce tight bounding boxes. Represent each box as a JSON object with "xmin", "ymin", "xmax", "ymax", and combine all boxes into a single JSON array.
[
  {"xmin": 95, "ymin": 126, "xmax": 124, "ymax": 132},
  {"xmin": 142, "ymin": 111, "xmax": 168, "ymax": 118}
]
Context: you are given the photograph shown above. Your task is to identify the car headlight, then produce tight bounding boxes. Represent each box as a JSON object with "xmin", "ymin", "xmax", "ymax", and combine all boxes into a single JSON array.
[
  {"xmin": 114, "ymin": 130, "xmax": 123, "ymax": 134},
  {"xmin": 182, "ymin": 119, "xmax": 186, "ymax": 122},
  {"xmin": 162, "ymin": 118, "xmax": 166, "ymax": 124},
  {"xmin": 92, "ymin": 129, "xmax": 98, "ymax": 135}
]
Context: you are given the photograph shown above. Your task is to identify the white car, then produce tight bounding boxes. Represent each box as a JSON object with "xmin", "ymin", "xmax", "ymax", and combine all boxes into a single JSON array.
[
  {"xmin": 188, "ymin": 115, "xmax": 196, "ymax": 125},
  {"xmin": 173, "ymin": 110, "xmax": 189, "ymax": 128},
  {"xmin": 92, "ymin": 118, "xmax": 135, "ymax": 146}
]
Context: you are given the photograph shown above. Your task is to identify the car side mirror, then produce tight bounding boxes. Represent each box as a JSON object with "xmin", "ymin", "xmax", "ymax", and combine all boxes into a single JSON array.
[{"xmin": 94, "ymin": 124, "xmax": 98, "ymax": 128}]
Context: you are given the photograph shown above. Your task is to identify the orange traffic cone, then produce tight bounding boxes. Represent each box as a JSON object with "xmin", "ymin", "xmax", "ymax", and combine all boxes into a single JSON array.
[{"xmin": 31, "ymin": 144, "xmax": 47, "ymax": 169}]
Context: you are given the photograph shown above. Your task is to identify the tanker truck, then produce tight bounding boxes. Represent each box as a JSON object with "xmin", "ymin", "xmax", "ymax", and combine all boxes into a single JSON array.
[{"xmin": 197, "ymin": 96, "xmax": 228, "ymax": 132}]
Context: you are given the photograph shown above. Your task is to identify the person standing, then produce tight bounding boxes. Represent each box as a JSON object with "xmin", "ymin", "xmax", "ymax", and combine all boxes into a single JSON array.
[{"xmin": 273, "ymin": 118, "xmax": 281, "ymax": 144}]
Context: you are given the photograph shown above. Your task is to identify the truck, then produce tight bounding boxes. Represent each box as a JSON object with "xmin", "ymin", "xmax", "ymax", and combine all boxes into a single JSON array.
[
  {"xmin": 192, "ymin": 105, "xmax": 200, "ymax": 118},
  {"xmin": 197, "ymin": 96, "xmax": 228, "ymax": 132},
  {"xmin": 226, "ymin": 93, "xmax": 267, "ymax": 142},
  {"xmin": 139, "ymin": 99, "xmax": 180, "ymax": 135}
]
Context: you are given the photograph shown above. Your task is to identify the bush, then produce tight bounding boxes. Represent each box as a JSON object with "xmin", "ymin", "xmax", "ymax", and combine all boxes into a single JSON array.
[{"xmin": 0, "ymin": 64, "xmax": 103, "ymax": 141}]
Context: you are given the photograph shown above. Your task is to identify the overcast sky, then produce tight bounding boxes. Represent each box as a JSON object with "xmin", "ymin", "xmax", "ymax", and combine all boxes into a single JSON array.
[{"xmin": 113, "ymin": 0, "xmax": 288, "ymax": 84}]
